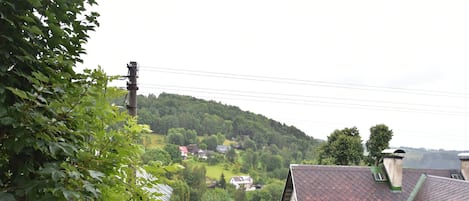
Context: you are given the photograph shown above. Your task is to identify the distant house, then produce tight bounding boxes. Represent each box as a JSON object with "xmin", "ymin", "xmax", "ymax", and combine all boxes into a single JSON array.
[
  {"xmin": 197, "ymin": 150, "xmax": 208, "ymax": 160},
  {"xmin": 187, "ymin": 144, "xmax": 199, "ymax": 155},
  {"xmin": 281, "ymin": 149, "xmax": 469, "ymax": 201},
  {"xmin": 230, "ymin": 176, "xmax": 254, "ymax": 190},
  {"xmin": 232, "ymin": 143, "xmax": 242, "ymax": 150},
  {"xmin": 216, "ymin": 145, "xmax": 230, "ymax": 154},
  {"xmin": 179, "ymin": 146, "xmax": 188, "ymax": 159}
]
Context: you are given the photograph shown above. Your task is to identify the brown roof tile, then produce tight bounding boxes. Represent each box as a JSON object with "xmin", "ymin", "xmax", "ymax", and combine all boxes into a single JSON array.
[
  {"xmin": 414, "ymin": 175, "xmax": 469, "ymax": 201},
  {"xmin": 287, "ymin": 165, "xmax": 454, "ymax": 201}
]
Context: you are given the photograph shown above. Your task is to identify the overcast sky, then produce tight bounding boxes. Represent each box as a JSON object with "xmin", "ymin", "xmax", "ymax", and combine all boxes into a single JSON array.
[{"xmin": 80, "ymin": 0, "xmax": 469, "ymax": 150}]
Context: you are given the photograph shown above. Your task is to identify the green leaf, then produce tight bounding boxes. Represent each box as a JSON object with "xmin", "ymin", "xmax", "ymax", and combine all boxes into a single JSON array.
[
  {"xmin": 24, "ymin": 25, "xmax": 43, "ymax": 36},
  {"xmin": 0, "ymin": 192, "xmax": 15, "ymax": 201},
  {"xmin": 51, "ymin": 170, "xmax": 65, "ymax": 182},
  {"xmin": 48, "ymin": 143, "xmax": 60, "ymax": 158},
  {"xmin": 57, "ymin": 142, "xmax": 77, "ymax": 156},
  {"xmin": 88, "ymin": 170, "xmax": 104, "ymax": 182},
  {"xmin": 16, "ymin": 15, "xmax": 35, "ymax": 23},
  {"xmin": 63, "ymin": 189, "xmax": 80, "ymax": 200},
  {"xmin": 32, "ymin": 71, "xmax": 49, "ymax": 83},
  {"xmin": 5, "ymin": 87, "xmax": 29, "ymax": 100},
  {"xmin": 37, "ymin": 95, "xmax": 47, "ymax": 104},
  {"xmin": 1, "ymin": 34, "xmax": 13, "ymax": 42},
  {"xmin": 0, "ymin": 106, "xmax": 7, "ymax": 117},
  {"xmin": 83, "ymin": 181, "xmax": 100, "ymax": 198},
  {"xmin": 0, "ymin": 117, "xmax": 14, "ymax": 125},
  {"xmin": 27, "ymin": 0, "xmax": 42, "ymax": 7}
]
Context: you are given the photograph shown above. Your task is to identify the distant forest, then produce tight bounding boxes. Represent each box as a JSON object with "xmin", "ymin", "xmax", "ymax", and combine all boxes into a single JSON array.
[
  {"xmin": 137, "ymin": 93, "xmax": 321, "ymax": 160},
  {"xmin": 135, "ymin": 93, "xmax": 466, "ymax": 170},
  {"xmin": 402, "ymin": 147, "xmax": 469, "ymax": 169}
]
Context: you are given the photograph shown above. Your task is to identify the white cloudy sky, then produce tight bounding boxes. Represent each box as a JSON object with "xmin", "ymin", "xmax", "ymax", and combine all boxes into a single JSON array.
[{"xmin": 80, "ymin": 0, "xmax": 469, "ymax": 150}]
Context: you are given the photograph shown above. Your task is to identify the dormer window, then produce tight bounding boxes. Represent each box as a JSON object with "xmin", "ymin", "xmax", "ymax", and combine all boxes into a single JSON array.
[
  {"xmin": 373, "ymin": 172, "xmax": 387, "ymax": 182},
  {"xmin": 451, "ymin": 173, "xmax": 464, "ymax": 180}
]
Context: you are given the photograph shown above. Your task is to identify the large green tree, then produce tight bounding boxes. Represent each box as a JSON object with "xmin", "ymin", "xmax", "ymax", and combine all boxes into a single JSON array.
[
  {"xmin": 318, "ymin": 127, "xmax": 364, "ymax": 165},
  {"xmin": 0, "ymin": 1, "xmax": 158, "ymax": 200},
  {"xmin": 203, "ymin": 135, "xmax": 219, "ymax": 151},
  {"xmin": 182, "ymin": 164, "xmax": 207, "ymax": 201},
  {"xmin": 226, "ymin": 148, "xmax": 237, "ymax": 163},
  {"xmin": 142, "ymin": 148, "xmax": 172, "ymax": 165},
  {"xmin": 164, "ymin": 144, "xmax": 182, "ymax": 163},
  {"xmin": 201, "ymin": 188, "xmax": 232, "ymax": 201},
  {"xmin": 365, "ymin": 124, "xmax": 393, "ymax": 166},
  {"xmin": 167, "ymin": 127, "xmax": 197, "ymax": 145},
  {"xmin": 218, "ymin": 173, "xmax": 227, "ymax": 189}
]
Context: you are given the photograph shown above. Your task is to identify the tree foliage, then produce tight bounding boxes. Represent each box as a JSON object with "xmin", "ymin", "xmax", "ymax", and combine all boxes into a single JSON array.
[
  {"xmin": 142, "ymin": 148, "xmax": 172, "ymax": 165},
  {"xmin": 203, "ymin": 135, "xmax": 219, "ymax": 151},
  {"xmin": 167, "ymin": 128, "xmax": 197, "ymax": 146},
  {"xmin": 169, "ymin": 180, "xmax": 190, "ymax": 201},
  {"xmin": 164, "ymin": 144, "xmax": 182, "ymax": 163},
  {"xmin": 218, "ymin": 173, "xmax": 227, "ymax": 189},
  {"xmin": 226, "ymin": 148, "xmax": 237, "ymax": 163},
  {"xmin": 318, "ymin": 127, "xmax": 364, "ymax": 165},
  {"xmin": 246, "ymin": 180, "xmax": 284, "ymax": 201},
  {"xmin": 136, "ymin": 93, "xmax": 321, "ymax": 165},
  {"xmin": 365, "ymin": 124, "xmax": 393, "ymax": 166},
  {"xmin": 201, "ymin": 188, "xmax": 232, "ymax": 201},
  {"xmin": 0, "ymin": 1, "xmax": 160, "ymax": 200},
  {"xmin": 182, "ymin": 164, "xmax": 206, "ymax": 201}
]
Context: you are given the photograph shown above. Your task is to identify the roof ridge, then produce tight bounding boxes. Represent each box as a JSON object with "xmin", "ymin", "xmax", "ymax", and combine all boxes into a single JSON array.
[
  {"xmin": 290, "ymin": 164, "xmax": 369, "ymax": 168},
  {"xmin": 426, "ymin": 175, "xmax": 469, "ymax": 183},
  {"xmin": 403, "ymin": 167, "xmax": 454, "ymax": 171}
]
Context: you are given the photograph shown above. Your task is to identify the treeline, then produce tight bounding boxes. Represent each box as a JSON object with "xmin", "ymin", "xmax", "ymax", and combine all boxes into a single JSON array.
[
  {"xmin": 402, "ymin": 147, "xmax": 468, "ymax": 169},
  {"xmin": 137, "ymin": 93, "xmax": 322, "ymax": 163}
]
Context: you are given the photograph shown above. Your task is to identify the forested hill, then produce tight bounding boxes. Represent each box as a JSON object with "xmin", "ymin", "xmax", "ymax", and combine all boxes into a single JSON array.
[
  {"xmin": 137, "ymin": 93, "xmax": 321, "ymax": 160},
  {"xmin": 402, "ymin": 147, "xmax": 469, "ymax": 169}
]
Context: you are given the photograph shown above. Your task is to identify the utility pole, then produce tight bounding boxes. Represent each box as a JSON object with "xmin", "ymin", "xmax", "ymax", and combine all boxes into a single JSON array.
[
  {"xmin": 126, "ymin": 61, "xmax": 138, "ymax": 116},
  {"xmin": 125, "ymin": 61, "xmax": 139, "ymax": 196}
]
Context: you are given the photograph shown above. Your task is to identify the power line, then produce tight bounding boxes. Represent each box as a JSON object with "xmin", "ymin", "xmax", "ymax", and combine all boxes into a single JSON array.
[
  {"xmin": 139, "ymin": 66, "xmax": 469, "ymax": 98},
  {"xmin": 140, "ymin": 83, "xmax": 469, "ymax": 111},
  {"xmin": 140, "ymin": 84, "xmax": 469, "ymax": 117},
  {"xmin": 138, "ymin": 86, "xmax": 469, "ymax": 142}
]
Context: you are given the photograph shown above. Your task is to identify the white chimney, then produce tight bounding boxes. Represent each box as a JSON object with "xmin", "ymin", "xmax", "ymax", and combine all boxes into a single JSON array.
[
  {"xmin": 382, "ymin": 149, "xmax": 406, "ymax": 191},
  {"xmin": 458, "ymin": 153, "xmax": 469, "ymax": 181}
]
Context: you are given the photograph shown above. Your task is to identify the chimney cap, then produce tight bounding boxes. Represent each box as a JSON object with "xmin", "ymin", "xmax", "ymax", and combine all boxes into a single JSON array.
[
  {"xmin": 382, "ymin": 148, "xmax": 406, "ymax": 154},
  {"xmin": 382, "ymin": 148, "xmax": 406, "ymax": 158},
  {"xmin": 458, "ymin": 153, "xmax": 469, "ymax": 160}
]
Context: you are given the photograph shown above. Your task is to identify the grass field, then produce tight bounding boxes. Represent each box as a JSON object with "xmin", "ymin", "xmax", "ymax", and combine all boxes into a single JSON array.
[
  {"xmin": 141, "ymin": 133, "xmax": 243, "ymax": 181},
  {"xmin": 186, "ymin": 161, "xmax": 238, "ymax": 181},
  {"xmin": 205, "ymin": 164, "xmax": 237, "ymax": 180},
  {"xmin": 143, "ymin": 133, "xmax": 237, "ymax": 149}
]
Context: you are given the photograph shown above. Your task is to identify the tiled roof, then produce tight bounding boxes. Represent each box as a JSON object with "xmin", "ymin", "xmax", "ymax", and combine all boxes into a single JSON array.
[
  {"xmin": 231, "ymin": 176, "xmax": 252, "ymax": 183},
  {"xmin": 179, "ymin": 146, "xmax": 188, "ymax": 153},
  {"xmin": 414, "ymin": 175, "xmax": 469, "ymax": 201},
  {"xmin": 284, "ymin": 165, "xmax": 454, "ymax": 201}
]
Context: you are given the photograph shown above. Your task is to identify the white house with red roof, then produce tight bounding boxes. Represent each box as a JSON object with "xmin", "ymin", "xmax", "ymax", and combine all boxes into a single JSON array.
[{"xmin": 179, "ymin": 146, "xmax": 188, "ymax": 159}]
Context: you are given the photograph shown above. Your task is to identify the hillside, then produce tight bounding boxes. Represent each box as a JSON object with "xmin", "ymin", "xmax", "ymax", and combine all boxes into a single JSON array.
[
  {"xmin": 135, "ymin": 93, "xmax": 323, "ymax": 200},
  {"xmin": 401, "ymin": 147, "xmax": 469, "ymax": 169},
  {"xmin": 137, "ymin": 93, "xmax": 321, "ymax": 160}
]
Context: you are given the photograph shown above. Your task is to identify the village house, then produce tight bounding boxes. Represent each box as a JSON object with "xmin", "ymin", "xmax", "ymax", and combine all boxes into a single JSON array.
[
  {"xmin": 230, "ymin": 175, "xmax": 254, "ymax": 190},
  {"xmin": 187, "ymin": 144, "xmax": 199, "ymax": 155},
  {"xmin": 179, "ymin": 146, "xmax": 188, "ymax": 159},
  {"xmin": 281, "ymin": 149, "xmax": 469, "ymax": 201},
  {"xmin": 197, "ymin": 149, "xmax": 208, "ymax": 160},
  {"xmin": 216, "ymin": 145, "xmax": 230, "ymax": 154}
]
